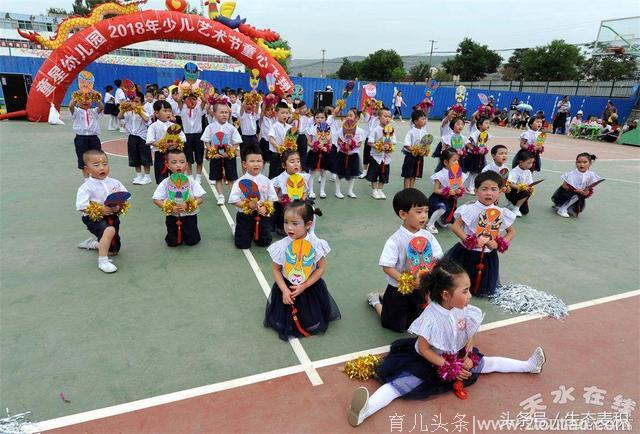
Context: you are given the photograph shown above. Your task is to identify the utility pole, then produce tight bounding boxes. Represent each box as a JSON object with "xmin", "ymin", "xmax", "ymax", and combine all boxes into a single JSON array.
[
  {"xmin": 428, "ymin": 40, "xmax": 437, "ymax": 71},
  {"xmin": 321, "ymin": 49, "xmax": 326, "ymax": 78}
]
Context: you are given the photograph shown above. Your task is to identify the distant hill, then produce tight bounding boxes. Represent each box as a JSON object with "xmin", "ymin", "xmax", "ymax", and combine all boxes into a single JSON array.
[{"xmin": 289, "ymin": 54, "xmax": 453, "ymax": 78}]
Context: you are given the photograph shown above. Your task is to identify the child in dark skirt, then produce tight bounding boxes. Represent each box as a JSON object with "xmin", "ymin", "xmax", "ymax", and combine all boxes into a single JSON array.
[
  {"xmin": 463, "ymin": 116, "xmax": 491, "ymax": 194},
  {"xmin": 512, "ymin": 116, "xmax": 544, "ymax": 172},
  {"xmin": 335, "ymin": 108, "xmax": 364, "ymax": 198},
  {"xmin": 305, "ymin": 111, "xmax": 331, "ymax": 199},
  {"xmin": 271, "ymin": 150, "xmax": 311, "ymax": 235},
  {"xmin": 401, "ymin": 109, "xmax": 429, "ymax": 189},
  {"xmin": 264, "ymin": 200, "xmax": 340, "ymax": 340},
  {"xmin": 426, "ymin": 149, "xmax": 467, "ymax": 234},
  {"xmin": 433, "ymin": 116, "xmax": 466, "ymax": 173},
  {"xmin": 349, "ymin": 259, "xmax": 546, "ymax": 427},
  {"xmin": 447, "ymin": 171, "xmax": 516, "ymax": 296},
  {"xmin": 361, "ymin": 105, "xmax": 380, "ymax": 178},
  {"xmin": 552, "ymin": 152, "xmax": 601, "ymax": 218},
  {"xmin": 505, "ymin": 151, "xmax": 536, "ymax": 217},
  {"xmin": 292, "ymin": 100, "xmax": 310, "ymax": 169},
  {"xmin": 368, "ymin": 188, "xmax": 443, "ymax": 332}
]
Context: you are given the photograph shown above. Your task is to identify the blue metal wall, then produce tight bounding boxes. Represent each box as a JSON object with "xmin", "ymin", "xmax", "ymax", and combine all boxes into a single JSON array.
[{"xmin": 1, "ymin": 55, "xmax": 635, "ymax": 123}]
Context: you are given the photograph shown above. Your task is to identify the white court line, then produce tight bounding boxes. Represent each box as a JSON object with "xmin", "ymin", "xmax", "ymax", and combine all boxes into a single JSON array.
[
  {"xmin": 34, "ymin": 289, "xmax": 639, "ymax": 432},
  {"xmin": 540, "ymin": 168, "xmax": 640, "ymax": 184},
  {"xmin": 201, "ymin": 168, "xmax": 323, "ymax": 387}
]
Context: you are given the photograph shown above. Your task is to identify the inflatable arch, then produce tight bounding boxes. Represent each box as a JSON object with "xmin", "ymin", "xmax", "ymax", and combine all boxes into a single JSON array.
[{"xmin": 18, "ymin": 10, "xmax": 293, "ymax": 122}]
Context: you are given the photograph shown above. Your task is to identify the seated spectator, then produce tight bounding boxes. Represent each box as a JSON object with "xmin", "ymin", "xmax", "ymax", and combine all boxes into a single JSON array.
[{"xmin": 568, "ymin": 110, "xmax": 584, "ymax": 136}]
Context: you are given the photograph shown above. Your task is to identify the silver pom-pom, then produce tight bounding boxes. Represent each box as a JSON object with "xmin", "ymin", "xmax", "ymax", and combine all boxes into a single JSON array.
[
  {"xmin": 0, "ymin": 409, "xmax": 39, "ymax": 434},
  {"xmin": 490, "ymin": 284, "xmax": 569, "ymax": 319}
]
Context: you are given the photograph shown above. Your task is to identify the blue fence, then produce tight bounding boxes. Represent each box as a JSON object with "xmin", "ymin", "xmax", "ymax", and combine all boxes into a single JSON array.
[{"xmin": 1, "ymin": 55, "xmax": 636, "ymax": 123}]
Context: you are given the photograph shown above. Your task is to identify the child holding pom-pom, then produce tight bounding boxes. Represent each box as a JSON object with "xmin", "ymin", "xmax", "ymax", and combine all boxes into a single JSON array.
[
  {"xmin": 348, "ymin": 259, "xmax": 546, "ymax": 427},
  {"xmin": 552, "ymin": 152, "xmax": 601, "ymax": 218}
]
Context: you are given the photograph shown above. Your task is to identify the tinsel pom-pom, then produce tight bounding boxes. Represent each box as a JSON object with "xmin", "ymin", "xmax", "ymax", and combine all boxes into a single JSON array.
[
  {"xmin": 118, "ymin": 201, "xmax": 130, "ymax": 216},
  {"xmin": 463, "ymin": 234, "xmax": 478, "ymax": 250},
  {"xmin": 441, "ymin": 186, "xmax": 451, "ymax": 197},
  {"xmin": 516, "ymin": 183, "xmax": 529, "ymax": 193},
  {"xmin": 527, "ymin": 145, "xmax": 536, "ymax": 153},
  {"xmin": 0, "ymin": 409, "xmax": 39, "ymax": 434},
  {"xmin": 241, "ymin": 198, "xmax": 258, "ymax": 215},
  {"xmin": 336, "ymin": 99, "xmax": 346, "ymax": 110},
  {"xmin": 495, "ymin": 236, "xmax": 509, "ymax": 253},
  {"xmin": 489, "ymin": 283, "xmax": 569, "ymax": 319},
  {"xmin": 397, "ymin": 271, "xmax": 416, "ymax": 295},
  {"xmin": 206, "ymin": 147, "xmax": 217, "ymax": 160},
  {"xmin": 585, "ymin": 188, "xmax": 594, "ymax": 198},
  {"xmin": 467, "ymin": 351, "xmax": 481, "ymax": 367},
  {"xmin": 243, "ymin": 91, "xmax": 262, "ymax": 107},
  {"xmin": 226, "ymin": 147, "xmax": 237, "ymax": 159},
  {"xmin": 280, "ymin": 194, "xmax": 291, "ymax": 206},
  {"xmin": 437, "ymin": 353, "xmax": 463, "ymax": 381},
  {"xmin": 162, "ymin": 200, "xmax": 175, "ymax": 215},
  {"xmin": 86, "ymin": 201, "xmax": 103, "ymax": 222},
  {"xmin": 344, "ymin": 354, "xmax": 381, "ymax": 381},
  {"xmin": 260, "ymin": 200, "xmax": 275, "ymax": 217},
  {"xmin": 184, "ymin": 198, "xmax": 199, "ymax": 213}
]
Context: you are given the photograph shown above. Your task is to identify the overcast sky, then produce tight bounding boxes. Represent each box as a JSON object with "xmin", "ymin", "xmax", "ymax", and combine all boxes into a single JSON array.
[{"xmin": 4, "ymin": 0, "xmax": 639, "ymax": 59}]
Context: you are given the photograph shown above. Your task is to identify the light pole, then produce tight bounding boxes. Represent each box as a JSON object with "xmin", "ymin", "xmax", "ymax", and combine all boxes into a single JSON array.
[
  {"xmin": 321, "ymin": 49, "xmax": 326, "ymax": 78},
  {"xmin": 428, "ymin": 39, "xmax": 437, "ymax": 73}
]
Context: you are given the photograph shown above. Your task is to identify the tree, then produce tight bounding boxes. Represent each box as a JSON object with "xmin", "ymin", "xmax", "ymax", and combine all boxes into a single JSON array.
[
  {"xmin": 441, "ymin": 38, "xmax": 502, "ymax": 81},
  {"xmin": 47, "ymin": 7, "xmax": 68, "ymax": 15},
  {"xmin": 433, "ymin": 69, "xmax": 452, "ymax": 82},
  {"xmin": 336, "ymin": 58, "xmax": 361, "ymax": 80},
  {"xmin": 71, "ymin": 0, "xmax": 103, "ymax": 15},
  {"xmin": 408, "ymin": 62, "xmax": 431, "ymax": 82},
  {"xmin": 520, "ymin": 40, "xmax": 584, "ymax": 81},
  {"xmin": 581, "ymin": 53, "xmax": 638, "ymax": 80},
  {"xmin": 358, "ymin": 49, "xmax": 405, "ymax": 82},
  {"xmin": 502, "ymin": 48, "xmax": 529, "ymax": 80}
]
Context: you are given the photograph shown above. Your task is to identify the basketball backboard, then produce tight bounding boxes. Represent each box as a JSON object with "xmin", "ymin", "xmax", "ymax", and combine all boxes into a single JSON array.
[{"xmin": 594, "ymin": 17, "xmax": 640, "ymax": 57}]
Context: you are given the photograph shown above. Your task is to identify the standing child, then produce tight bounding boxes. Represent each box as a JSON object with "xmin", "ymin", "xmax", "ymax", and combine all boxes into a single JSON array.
[
  {"xmin": 366, "ymin": 107, "xmax": 395, "ymax": 199},
  {"xmin": 146, "ymin": 100, "xmax": 187, "ymax": 184},
  {"xmin": 143, "ymin": 89, "xmax": 156, "ymax": 118},
  {"xmin": 426, "ymin": 149, "xmax": 467, "ymax": 234},
  {"xmin": 76, "ymin": 150, "xmax": 128, "ymax": 273},
  {"xmin": 463, "ymin": 116, "xmax": 491, "ymax": 194},
  {"xmin": 228, "ymin": 146, "xmax": 278, "ymax": 249},
  {"xmin": 435, "ymin": 117, "xmax": 466, "ymax": 173},
  {"xmin": 305, "ymin": 112, "xmax": 332, "ymax": 199},
  {"xmin": 367, "ymin": 189, "xmax": 443, "ymax": 332},
  {"xmin": 402, "ymin": 109, "xmax": 430, "ymax": 189},
  {"xmin": 505, "ymin": 151, "xmax": 536, "ymax": 217},
  {"xmin": 361, "ymin": 104, "xmax": 380, "ymax": 178},
  {"xmin": 201, "ymin": 102, "xmax": 242, "ymax": 205},
  {"xmin": 552, "ymin": 153, "xmax": 601, "ymax": 218},
  {"xmin": 482, "ymin": 144, "xmax": 511, "ymax": 201},
  {"xmin": 268, "ymin": 102, "xmax": 292, "ymax": 179},
  {"xmin": 292, "ymin": 100, "xmax": 311, "ymax": 170},
  {"xmin": 114, "ymin": 79, "xmax": 127, "ymax": 132},
  {"xmin": 335, "ymin": 109, "xmax": 365, "ymax": 198},
  {"xmin": 447, "ymin": 171, "xmax": 516, "ymax": 296},
  {"xmin": 349, "ymin": 259, "xmax": 545, "ymax": 427},
  {"xmin": 69, "ymin": 89, "xmax": 104, "ymax": 175},
  {"xmin": 272, "ymin": 150, "xmax": 311, "ymax": 235},
  {"xmin": 103, "ymin": 85, "xmax": 118, "ymax": 131},
  {"xmin": 513, "ymin": 117, "xmax": 544, "ymax": 171},
  {"xmin": 239, "ymin": 99, "xmax": 259, "ymax": 155},
  {"xmin": 118, "ymin": 92, "xmax": 152, "ymax": 185},
  {"xmin": 152, "ymin": 149, "xmax": 206, "ymax": 246},
  {"xmin": 229, "ymin": 91, "xmax": 241, "ymax": 127},
  {"xmin": 264, "ymin": 200, "xmax": 340, "ymax": 340},
  {"xmin": 177, "ymin": 87, "xmax": 207, "ymax": 183},
  {"xmin": 258, "ymin": 94, "xmax": 278, "ymax": 171}
]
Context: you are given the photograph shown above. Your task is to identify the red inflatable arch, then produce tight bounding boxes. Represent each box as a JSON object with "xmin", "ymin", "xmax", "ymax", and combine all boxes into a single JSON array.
[{"xmin": 22, "ymin": 10, "xmax": 293, "ymax": 122}]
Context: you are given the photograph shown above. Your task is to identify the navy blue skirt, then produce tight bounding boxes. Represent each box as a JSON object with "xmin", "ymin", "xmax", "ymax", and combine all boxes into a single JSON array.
[
  {"xmin": 297, "ymin": 134, "xmax": 308, "ymax": 170},
  {"xmin": 505, "ymin": 189, "xmax": 531, "ymax": 215},
  {"xmin": 264, "ymin": 277, "xmax": 341, "ymax": 341},
  {"xmin": 335, "ymin": 152, "xmax": 360, "ymax": 179},
  {"xmin": 306, "ymin": 150, "xmax": 332, "ymax": 172},
  {"xmin": 552, "ymin": 187, "xmax": 587, "ymax": 214},
  {"xmin": 376, "ymin": 338, "xmax": 483, "ymax": 399},
  {"xmin": 363, "ymin": 138, "xmax": 372, "ymax": 165},
  {"xmin": 446, "ymin": 242, "xmax": 499, "ymax": 297},
  {"xmin": 462, "ymin": 152, "xmax": 486, "ymax": 174},
  {"xmin": 401, "ymin": 153, "xmax": 424, "ymax": 179},
  {"xmin": 428, "ymin": 193, "xmax": 457, "ymax": 224}
]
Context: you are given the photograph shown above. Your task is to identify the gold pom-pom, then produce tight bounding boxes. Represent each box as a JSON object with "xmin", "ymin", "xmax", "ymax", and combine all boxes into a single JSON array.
[
  {"xmin": 86, "ymin": 201, "xmax": 103, "ymax": 222},
  {"xmin": 162, "ymin": 199, "xmax": 175, "ymax": 215},
  {"xmin": 344, "ymin": 355, "xmax": 381, "ymax": 381},
  {"xmin": 206, "ymin": 146, "xmax": 217, "ymax": 160},
  {"xmin": 118, "ymin": 201, "xmax": 130, "ymax": 216},
  {"xmin": 261, "ymin": 200, "xmax": 275, "ymax": 217},
  {"xmin": 241, "ymin": 197, "xmax": 258, "ymax": 215},
  {"xmin": 373, "ymin": 140, "xmax": 395, "ymax": 154},
  {"xmin": 184, "ymin": 198, "xmax": 199, "ymax": 213},
  {"xmin": 397, "ymin": 271, "xmax": 416, "ymax": 295},
  {"xmin": 336, "ymin": 99, "xmax": 346, "ymax": 110},
  {"xmin": 226, "ymin": 147, "xmax": 237, "ymax": 159},
  {"xmin": 243, "ymin": 91, "xmax": 262, "ymax": 107}
]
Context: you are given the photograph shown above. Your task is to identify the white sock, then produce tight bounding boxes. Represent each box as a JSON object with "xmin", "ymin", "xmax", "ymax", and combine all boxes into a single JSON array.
[
  {"xmin": 428, "ymin": 208, "xmax": 446, "ymax": 227},
  {"xmin": 348, "ymin": 179, "xmax": 356, "ymax": 195},
  {"xmin": 98, "ymin": 256, "xmax": 109, "ymax": 266},
  {"xmin": 481, "ymin": 351, "xmax": 537, "ymax": 373},
  {"xmin": 559, "ymin": 195, "xmax": 579, "ymax": 212},
  {"xmin": 362, "ymin": 383, "xmax": 403, "ymax": 419},
  {"xmin": 319, "ymin": 175, "xmax": 327, "ymax": 194},
  {"xmin": 465, "ymin": 173, "xmax": 477, "ymax": 190},
  {"xmin": 335, "ymin": 180, "xmax": 342, "ymax": 195}
]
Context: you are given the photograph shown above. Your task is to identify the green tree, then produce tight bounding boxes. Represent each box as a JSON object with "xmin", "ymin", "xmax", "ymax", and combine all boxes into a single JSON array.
[
  {"xmin": 581, "ymin": 53, "xmax": 638, "ymax": 80},
  {"xmin": 71, "ymin": 0, "xmax": 103, "ymax": 15},
  {"xmin": 433, "ymin": 69, "xmax": 452, "ymax": 82},
  {"xmin": 520, "ymin": 40, "xmax": 584, "ymax": 81},
  {"xmin": 502, "ymin": 48, "xmax": 529, "ymax": 80},
  {"xmin": 336, "ymin": 58, "xmax": 361, "ymax": 80},
  {"xmin": 47, "ymin": 7, "xmax": 68, "ymax": 15},
  {"xmin": 441, "ymin": 38, "xmax": 502, "ymax": 81},
  {"xmin": 359, "ymin": 49, "xmax": 405, "ymax": 82},
  {"xmin": 408, "ymin": 62, "xmax": 431, "ymax": 82}
]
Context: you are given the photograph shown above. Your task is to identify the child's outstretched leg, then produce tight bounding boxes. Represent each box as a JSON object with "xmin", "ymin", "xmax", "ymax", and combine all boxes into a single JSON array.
[
  {"xmin": 348, "ymin": 379, "xmax": 416, "ymax": 427},
  {"xmin": 426, "ymin": 208, "xmax": 446, "ymax": 234},
  {"xmin": 97, "ymin": 226, "xmax": 117, "ymax": 273},
  {"xmin": 480, "ymin": 347, "xmax": 545, "ymax": 374},
  {"xmin": 556, "ymin": 195, "xmax": 579, "ymax": 218}
]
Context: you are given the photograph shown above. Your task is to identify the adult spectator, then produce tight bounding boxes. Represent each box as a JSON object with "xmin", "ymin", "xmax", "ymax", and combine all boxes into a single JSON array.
[
  {"xmin": 553, "ymin": 95, "xmax": 571, "ymax": 134},
  {"xmin": 602, "ymin": 101, "xmax": 617, "ymax": 124}
]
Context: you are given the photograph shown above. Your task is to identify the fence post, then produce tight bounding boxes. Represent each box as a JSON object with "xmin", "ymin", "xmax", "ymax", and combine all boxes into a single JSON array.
[
  {"xmin": 509, "ymin": 81, "xmax": 512, "ymax": 91},
  {"xmin": 575, "ymin": 80, "xmax": 580, "ymax": 96},
  {"xmin": 545, "ymin": 81, "xmax": 549, "ymax": 93},
  {"xmin": 489, "ymin": 80, "xmax": 492, "ymax": 90},
  {"xmin": 610, "ymin": 80, "xmax": 616, "ymax": 98},
  {"xmin": 519, "ymin": 81, "xmax": 523, "ymax": 92}
]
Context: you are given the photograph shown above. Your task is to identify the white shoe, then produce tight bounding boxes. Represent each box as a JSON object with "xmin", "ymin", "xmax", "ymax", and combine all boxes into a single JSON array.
[
  {"xmin": 208, "ymin": 179, "xmax": 215, "ymax": 185},
  {"xmin": 98, "ymin": 261, "xmax": 118, "ymax": 273},
  {"xmin": 467, "ymin": 188, "xmax": 475, "ymax": 195},
  {"xmin": 140, "ymin": 175, "xmax": 152, "ymax": 185},
  {"xmin": 78, "ymin": 238, "xmax": 98, "ymax": 250},
  {"xmin": 530, "ymin": 347, "xmax": 546, "ymax": 374},
  {"xmin": 348, "ymin": 387, "xmax": 370, "ymax": 427},
  {"xmin": 319, "ymin": 191, "xmax": 326, "ymax": 199},
  {"xmin": 371, "ymin": 189, "xmax": 380, "ymax": 199},
  {"xmin": 366, "ymin": 292, "xmax": 382, "ymax": 307},
  {"xmin": 196, "ymin": 174, "xmax": 202, "ymax": 183},
  {"xmin": 378, "ymin": 190, "xmax": 386, "ymax": 200},
  {"xmin": 358, "ymin": 172, "xmax": 367, "ymax": 179},
  {"xmin": 119, "ymin": 128, "xmax": 127, "ymax": 133},
  {"xmin": 426, "ymin": 224, "xmax": 439, "ymax": 234},
  {"xmin": 309, "ymin": 192, "xmax": 316, "ymax": 199},
  {"xmin": 335, "ymin": 191, "xmax": 344, "ymax": 199},
  {"xmin": 132, "ymin": 174, "xmax": 143, "ymax": 185},
  {"xmin": 556, "ymin": 209, "xmax": 570, "ymax": 218},
  {"xmin": 347, "ymin": 191, "xmax": 357, "ymax": 198},
  {"xmin": 217, "ymin": 194, "xmax": 226, "ymax": 205},
  {"xmin": 514, "ymin": 209, "xmax": 523, "ymax": 217}
]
